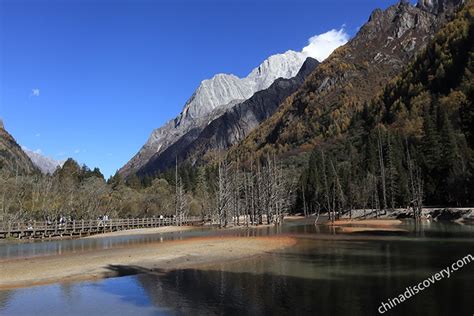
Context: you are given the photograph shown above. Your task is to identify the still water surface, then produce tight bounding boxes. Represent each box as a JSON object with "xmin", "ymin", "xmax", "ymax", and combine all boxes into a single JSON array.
[{"xmin": 0, "ymin": 219, "xmax": 473, "ymax": 315}]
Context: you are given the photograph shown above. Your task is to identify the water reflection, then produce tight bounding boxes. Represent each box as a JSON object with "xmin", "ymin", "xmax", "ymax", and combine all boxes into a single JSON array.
[
  {"xmin": 0, "ymin": 220, "xmax": 473, "ymax": 315},
  {"xmin": 0, "ymin": 277, "xmax": 164, "ymax": 316},
  {"xmin": 0, "ymin": 228, "xmax": 211, "ymax": 260},
  {"xmin": 1, "ymin": 219, "xmax": 472, "ymax": 261},
  {"xmin": 127, "ymin": 236, "xmax": 474, "ymax": 315}
]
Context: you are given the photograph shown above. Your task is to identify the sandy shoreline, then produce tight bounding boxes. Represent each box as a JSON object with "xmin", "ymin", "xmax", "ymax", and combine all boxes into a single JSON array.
[
  {"xmin": 0, "ymin": 236, "xmax": 296, "ymax": 290},
  {"xmin": 328, "ymin": 219, "xmax": 403, "ymax": 226},
  {"xmin": 84, "ymin": 225, "xmax": 198, "ymax": 239},
  {"xmin": 326, "ymin": 219, "xmax": 408, "ymax": 233}
]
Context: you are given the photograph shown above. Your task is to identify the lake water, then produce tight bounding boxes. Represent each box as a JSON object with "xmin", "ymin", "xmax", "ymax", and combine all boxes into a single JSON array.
[{"xmin": 0, "ymin": 219, "xmax": 473, "ymax": 315}]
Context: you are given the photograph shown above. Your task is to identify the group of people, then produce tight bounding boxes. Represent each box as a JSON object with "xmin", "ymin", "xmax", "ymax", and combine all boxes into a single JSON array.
[
  {"xmin": 25, "ymin": 216, "xmax": 72, "ymax": 230},
  {"xmin": 45, "ymin": 216, "xmax": 72, "ymax": 227},
  {"xmin": 97, "ymin": 214, "xmax": 110, "ymax": 227}
]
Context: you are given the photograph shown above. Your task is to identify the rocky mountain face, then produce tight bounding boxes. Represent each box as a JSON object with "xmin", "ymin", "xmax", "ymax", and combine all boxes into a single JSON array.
[
  {"xmin": 137, "ymin": 57, "xmax": 320, "ymax": 175},
  {"xmin": 23, "ymin": 149, "xmax": 65, "ymax": 174},
  {"xmin": 0, "ymin": 122, "xmax": 38, "ymax": 175},
  {"xmin": 417, "ymin": 0, "xmax": 464, "ymax": 14},
  {"xmin": 233, "ymin": 0, "xmax": 464, "ymax": 158},
  {"xmin": 120, "ymin": 50, "xmax": 313, "ymax": 177},
  {"xmin": 178, "ymin": 50, "xmax": 309, "ymax": 123}
]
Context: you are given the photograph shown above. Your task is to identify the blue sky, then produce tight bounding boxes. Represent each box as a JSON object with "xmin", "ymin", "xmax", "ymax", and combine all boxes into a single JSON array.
[{"xmin": 0, "ymin": 0, "xmax": 406, "ymax": 178}]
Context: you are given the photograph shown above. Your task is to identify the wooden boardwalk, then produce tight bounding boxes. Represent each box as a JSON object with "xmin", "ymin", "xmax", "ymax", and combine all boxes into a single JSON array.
[{"xmin": 0, "ymin": 217, "xmax": 202, "ymax": 240}]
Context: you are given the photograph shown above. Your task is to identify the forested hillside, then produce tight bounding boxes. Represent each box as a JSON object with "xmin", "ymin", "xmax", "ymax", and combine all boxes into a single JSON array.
[
  {"xmin": 297, "ymin": 0, "xmax": 473, "ymax": 215},
  {"xmin": 233, "ymin": 0, "xmax": 460, "ymax": 157}
]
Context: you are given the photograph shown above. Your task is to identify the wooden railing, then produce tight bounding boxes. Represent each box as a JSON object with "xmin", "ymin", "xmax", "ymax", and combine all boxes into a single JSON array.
[{"xmin": 0, "ymin": 216, "xmax": 203, "ymax": 239}]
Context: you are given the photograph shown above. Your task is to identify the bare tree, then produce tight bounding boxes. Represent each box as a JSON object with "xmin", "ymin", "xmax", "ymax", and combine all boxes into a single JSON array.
[
  {"xmin": 330, "ymin": 158, "xmax": 345, "ymax": 220},
  {"xmin": 215, "ymin": 158, "xmax": 232, "ymax": 227},
  {"xmin": 321, "ymin": 151, "xmax": 333, "ymax": 222},
  {"xmin": 377, "ymin": 128, "xmax": 388, "ymax": 214},
  {"xmin": 175, "ymin": 159, "xmax": 188, "ymax": 226},
  {"xmin": 406, "ymin": 138, "xmax": 423, "ymax": 219},
  {"xmin": 387, "ymin": 133, "xmax": 397, "ymax": 210}
]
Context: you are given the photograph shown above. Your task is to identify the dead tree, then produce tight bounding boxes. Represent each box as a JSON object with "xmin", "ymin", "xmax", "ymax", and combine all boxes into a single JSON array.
[
  {"xmin": 377, "ymin": 129, "xmax": 388, "ymax": 214},
  {"xmin": 232, "ymin": 164, "xmax": 241, "ymax": 225},
  {"xmin": 386, "ymin": 134, "xmax": 397, "ymax": 211},
  {"xmin": 301, "ymin": 181, "xmax": 308, "ymax": 218},
  {"xmin": 330, "ymin": 158, "xmax": 345, "ymax": 220},
  {"xmin": 175, "ymin": 159, "xmax": 188, "ymax": 226},
  {"xmin": 406, "ymin": 138, "xmax": 423, "ymax": 220},
  {"xmin": 215, "ymin": 159, "xmax": 232, "ymax": 227},
  {"xmin": 269, "ymin": 155, "xmax": 285, "ymax": 225},
  {"xmin": 196, "ymin": 168, "xmax": 211, "ymax": 222},
  {"xmin": 321, "ymin": 151, "xmax": 333, "ymax": 222}
]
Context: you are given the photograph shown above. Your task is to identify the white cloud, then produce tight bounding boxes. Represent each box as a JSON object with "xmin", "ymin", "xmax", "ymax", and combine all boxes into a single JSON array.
[
  {"xmin": 74, "ymin": 149, "xmax": 81, "ymax": 154},
  {"xmin": 35, "ymin": 133, "xmax": 41, "ymax": 137},
  {"xmin": 31, "ymin": 88, "xmax": 40, "ymax": 97},
  {"xmin": 302, "ymin": 28, "xmax": 350, "ymax": 62}
]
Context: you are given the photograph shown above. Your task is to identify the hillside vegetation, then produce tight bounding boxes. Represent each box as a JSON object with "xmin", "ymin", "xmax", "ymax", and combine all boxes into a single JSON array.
[
  {"xmin": 297, "ymin": 1, "xmax": 474, "ymax": 214},
  {"xmin": 234, "ymin": 1, "xmax": 458, "ymax": 157}
]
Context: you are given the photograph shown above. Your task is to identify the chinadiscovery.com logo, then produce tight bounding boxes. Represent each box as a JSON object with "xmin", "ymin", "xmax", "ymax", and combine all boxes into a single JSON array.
[{"xmin": 378, "ymin": 254, "xmax": 473, "ymax": 314}]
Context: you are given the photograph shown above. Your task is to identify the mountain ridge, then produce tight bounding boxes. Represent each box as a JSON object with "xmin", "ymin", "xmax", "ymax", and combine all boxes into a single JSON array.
[
  {"xmin": 120, "ymin": 50, "xmax": 321, "ymax": 177},
  {"xmin": 23, "ymin": 148, "xmax": 65, "ymax": 175},
  {"xmin": 0, "ymin": 122, "xmax": 38, "ymax": 175},
  {"xmin": 137, "ymin": 57, "xmax": 320, "ymax": 176},
  {"xmin": 231, "ymin": 0, "xmax": 463, "ymax": 159},
  {"xmin": 297, "ymin": 0, "xmax": 473, "ymax": 211}
]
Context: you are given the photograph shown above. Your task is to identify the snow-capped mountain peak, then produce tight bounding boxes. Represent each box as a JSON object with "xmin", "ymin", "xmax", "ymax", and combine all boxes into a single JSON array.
[
  {"xmin": 23, "ymin": 148, "xmax": 65, "ymax": 174},
  {"xmin": 246, "ymin": 50, "xmax": 308, "ymax": 91},
  {"xmin": 120, "ymin": 49, "xmax": 313, "ymax": 176},
  {"xmin": 179, "ymin": 50, "xmax": 308, "ymax": 124}
]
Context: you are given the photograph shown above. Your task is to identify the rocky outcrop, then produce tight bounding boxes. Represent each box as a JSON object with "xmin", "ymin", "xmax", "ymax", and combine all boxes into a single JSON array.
[
  {"xmin": 178, "ymin": 50, "xmax": 310, "ymax": 123},
  {"xmin": 137, "ymin": 57, "xmax": 320, "ymax": 175},
  {"xmin": 417, "ymin": 0, "xmax": 464, "ymax": 14}
]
